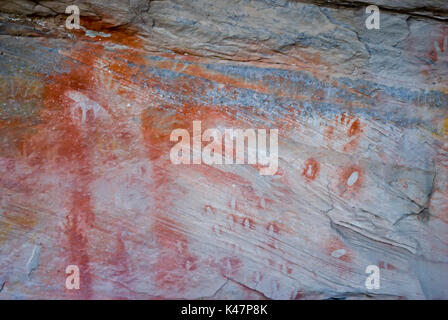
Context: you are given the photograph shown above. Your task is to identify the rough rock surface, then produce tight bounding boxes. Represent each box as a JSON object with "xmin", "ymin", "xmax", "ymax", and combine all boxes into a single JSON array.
[{"xmin": 0, "ymin": 0, "xmax": 447, "ymax": 299}]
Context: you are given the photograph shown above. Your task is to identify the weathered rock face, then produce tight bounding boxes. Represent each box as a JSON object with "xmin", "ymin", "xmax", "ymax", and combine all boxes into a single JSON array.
[{"xmin": 0, "ymin": 0, "xmax": 447, "ymax": 299}]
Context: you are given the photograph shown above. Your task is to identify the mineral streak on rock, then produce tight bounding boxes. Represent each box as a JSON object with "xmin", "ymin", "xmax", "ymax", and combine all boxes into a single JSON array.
[{"xmin": 0, "ymin": 0, "xmax": 447, "ymax": 299}]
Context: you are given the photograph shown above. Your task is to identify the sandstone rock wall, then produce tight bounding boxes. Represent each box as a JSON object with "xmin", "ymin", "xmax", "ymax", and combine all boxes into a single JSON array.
[{"xmin": 0, "ymin": 0, "xmax": 447, "ymax": 299}]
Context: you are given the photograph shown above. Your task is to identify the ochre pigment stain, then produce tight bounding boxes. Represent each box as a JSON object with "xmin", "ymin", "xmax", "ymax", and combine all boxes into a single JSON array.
[{"xmin": 302, "ymin": 158, "xmax": 320, "ymax": 181}]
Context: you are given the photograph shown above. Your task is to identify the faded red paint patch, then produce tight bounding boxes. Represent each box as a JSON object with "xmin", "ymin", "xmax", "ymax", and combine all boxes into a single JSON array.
[
  {"xmin": 39, "ymin": 42, "xmax": 111, "ymax": 298},
  {"xmin": 411, "ymin": 24, "xmax": 448, "ymax": 82},
  {"xmin": 228, "ymin": 214, "xmax": 256, "ymax": 230},
  {"xmin": 324, "ymin": 125, "xmax": 334, "ymax": 140},
  {"xmin": 140, "ymin": 106, "xmax": 202, "ymax": 292},
  {"xmin": 109, "ymin": 235, "xmax": 130, "ymax": 277},
  {"xmin": 342, "ymin": 114, "xmax": 362, "ymax": 153},
  {"xmin": 325, "ymin": 237, "xmax": 352, "ymax": 263},
  {"xmin": 302, "ymin": 158, "xmax": 320, "ymax": 181},
  {"xmin": 387, "ymin": 264, "xmax": 397, "ymax": 271},
  {"xmin": 292, "ymin": 290, "xmax": 305, "ymax": 300},
  {"xmin": 337, "ymin": 165, "xmax": 364, "ymax": 197},
  {"xmin": 266, "ymin": 221, "xmax": 281, "ymax": 235},
  {"xmin": 34, "ymin": 20, "xmax": 145, "ymax": 297},
  {"xmin": 151, "ymin": 216, "xmax": 199, "ymax": 292},
  {"xmin": 347, "ymin": 118, "xmax": 361, "ymax": 137},
  {"xmin": 425, "ymin": 26, "xmax": 448, "ymax": 64},
  {"xmin": 378, "ymin": 261, "xmax": 397, "ymax": 271},
  {"xmin": 209, "ymin": 256, "xmax": 242, "ymax": 277},
  {"xmin": 325, "ymin": 113, "xmax": 363, "ymax": 154},
  {"xmin": 276, "ymin": 211, "xmax": 302, "ymax": 236}
]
